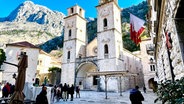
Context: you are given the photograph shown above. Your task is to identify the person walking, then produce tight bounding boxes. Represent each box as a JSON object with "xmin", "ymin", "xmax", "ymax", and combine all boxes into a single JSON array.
[
  {"xmin": 2, "ymin": 82, "xmax": 10, "ymax": 98},
  {"xmin": 67, "ymin": 84, "xmax": 70, "ymax": 99},
  {"xmin": 76, "ymin": 86, "xmax": 80, "ymax": 98},
  {"xmin": 69, "ymin": 84, "xmax": 74, "ymax": 101},
  {"xmin": 62, "ymin": 83, "xmax": 68, "ymax": 101},
  {"xmin": 59, "ymin": 83, "xmax": 63, "ymax": 99},
  {"xmin": 56, "ymin": 85, "xmax": 61, "ymax": 102},
  {"xmin": 129, "ymin": 86, "xmax": 144, "ymax": 104},
  {"xmin": 143, "ymin": 86, "xmax": 146, "ymax": 93},
  {"xmin": 35, "ymin": 86, "xmax": 48, "ymax": 104}
]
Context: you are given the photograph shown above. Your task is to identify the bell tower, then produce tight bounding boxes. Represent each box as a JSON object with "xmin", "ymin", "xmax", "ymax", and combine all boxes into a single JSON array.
[
  {"xmin": 61, "ymin": 5, "xmax": 87, "ymax": 85},
  {"xmin": 96, "ymin": 0, "xmax": 123, "ymax": 91}
]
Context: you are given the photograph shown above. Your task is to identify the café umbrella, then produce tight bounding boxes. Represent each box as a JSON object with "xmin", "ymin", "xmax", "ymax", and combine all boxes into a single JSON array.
[{"xmin": 9, "ymin": 53, "xmax": 28, "ymax": 104}]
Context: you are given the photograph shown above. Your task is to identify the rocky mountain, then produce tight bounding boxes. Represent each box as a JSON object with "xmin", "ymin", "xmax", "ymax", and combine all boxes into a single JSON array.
[
  {"xmin": 121, "ymin": 1, "xmax": 148, "ymax": 23},
  {"xmin": 38, "ymin": 1, "xmax": 148, "ymax": 53},
  {"xmin": 0, "ymin": 1, "xmax": 65, "ymax": 48},
  {"xmin": 0, "ymin": 1, "xmax": 148, "ymax": 53}
]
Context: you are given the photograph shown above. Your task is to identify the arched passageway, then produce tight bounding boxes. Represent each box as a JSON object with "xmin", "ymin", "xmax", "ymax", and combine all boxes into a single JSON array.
[
  {"xmin": 148, "ymin": 78, "xmax": 157, "ymax": 92},
  {"xmin": 75, "ymin": 62, "xmax": 98, "ymax": 90}
]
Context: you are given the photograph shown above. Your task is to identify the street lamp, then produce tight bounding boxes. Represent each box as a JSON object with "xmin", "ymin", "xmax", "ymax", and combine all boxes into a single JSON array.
[{"xmin": 150, "ymin": 58, "xmax": 153, "ymax": 63}]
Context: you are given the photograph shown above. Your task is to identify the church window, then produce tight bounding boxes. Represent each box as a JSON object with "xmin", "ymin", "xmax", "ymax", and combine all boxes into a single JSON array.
[
  {"xmin": 104, "ymin": 44, "xmax": 109, "ymax": 58},
  {"xmin": 79, "ymin": 8, "xmax": 82, "ymax": 16},
  {"xmin": 69, "ymin": 29, "xmax": 72, "ymax": 38},
  {"xmin": 71, "ymin": 8, "xmax": 74, "ymax": 14},
  {"xmin": 150, "ymin": 65, "xmax": 155, "ymax": 71},
  {"xmin": 67, "ymin": 51, "xmax": 70, "ymax": 59},
  {"xmin": 79, "ymin": 54, "xmax": 82, "ymax": 58},
  {"xmin": 104, "ymin": 44, "xmax": 108, "ymax": 54},
  {"xmin": 38, "ymin": 60, "xmax": 42, "ymax": 65},
  {"xmin": 103, "ymin": 18, "xmax": 107, "ymax": 28}
]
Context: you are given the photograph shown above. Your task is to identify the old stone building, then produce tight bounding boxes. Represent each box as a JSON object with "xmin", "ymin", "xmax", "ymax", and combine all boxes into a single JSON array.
[
  {"xmin": 132, "ymin": 37, "xmax": 157, "ymax": 91},
  {"xmin": 147, "ymin": 0, "xmax": 184, "ymax": 82},
  {"xmin": 61, "ymin": 0, "xmax": 144, "ymax": 92},
  {"xmin": 1, "ymin": 41, "xmax": 39, "ymax": 84}
]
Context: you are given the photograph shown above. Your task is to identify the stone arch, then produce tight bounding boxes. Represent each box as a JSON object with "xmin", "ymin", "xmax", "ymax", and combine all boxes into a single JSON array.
[
  {"xmin": 75, "ymin": 61, "xmax": 99, "ymax": 90},
  {"xmin": 148, "ymin": 78, "xmax": 157, "ymax": 92}
]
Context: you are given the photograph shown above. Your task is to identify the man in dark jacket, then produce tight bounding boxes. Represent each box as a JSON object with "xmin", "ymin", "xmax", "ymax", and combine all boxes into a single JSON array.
[
  {"xmin": 36, "ymin": 86, "xmax": 48, "ymax": 104},
  {"xmin": 129, "ymin": 86, "xmax": 144, "ymax": 104},
  {"xmin": 69, "ymin": 84, "xmax": 74, "ymax": 101}
]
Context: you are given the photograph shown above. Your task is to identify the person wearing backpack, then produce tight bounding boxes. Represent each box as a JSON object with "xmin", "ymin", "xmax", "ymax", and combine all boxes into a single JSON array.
[{"xmin": 129, "ymin": 86, "xmax": 144, "ymax": 104}]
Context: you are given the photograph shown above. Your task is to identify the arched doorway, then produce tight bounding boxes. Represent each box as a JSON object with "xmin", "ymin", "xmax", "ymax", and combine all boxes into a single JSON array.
[
  {"xmin": 148, "ymin": 78, "xmax": 157, "ymax": 92},
  {"xmin": 75, "ymin": 61, "xmax": 98, "ymax": 90}
]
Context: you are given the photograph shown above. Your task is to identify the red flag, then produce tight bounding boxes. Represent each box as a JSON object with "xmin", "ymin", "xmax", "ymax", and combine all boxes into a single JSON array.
[
  {"xmin": 130, "ymin": 13, "xmax": 145, "ymax": 45},
  {"xmin": 165, "ymin": 31, "xmax": 172, "ymax": 49}
]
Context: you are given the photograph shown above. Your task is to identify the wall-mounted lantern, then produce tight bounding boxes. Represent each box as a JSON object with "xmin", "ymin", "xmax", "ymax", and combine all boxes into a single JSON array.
[
  {"xmin": 13, "ymin": 73, "xmax": 16, "ymax": 79},
  {"xmin": 150, "ymin": 58, "xmax": 153, "ymax": 63}
]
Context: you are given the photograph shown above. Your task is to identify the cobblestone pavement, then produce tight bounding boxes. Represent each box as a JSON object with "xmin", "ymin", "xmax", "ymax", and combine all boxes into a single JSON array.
[{"xmin": 52, "ymin": 90, "xmax": 161, "ymax": 104}]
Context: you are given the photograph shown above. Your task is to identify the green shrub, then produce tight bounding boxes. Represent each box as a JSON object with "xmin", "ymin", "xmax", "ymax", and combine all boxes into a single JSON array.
[{"xmin": 155, "ymin": 77, "xmax": 184, "ymax": 104}]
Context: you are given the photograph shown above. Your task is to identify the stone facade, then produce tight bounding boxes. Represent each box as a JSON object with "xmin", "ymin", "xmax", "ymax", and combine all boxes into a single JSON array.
[
  {"xmin": 61, "ymin": 0, "xmax": 144, "ymax": 92},
  {"xmin": 61, "ymin": 5, "xmax": 87, "ymax": 85},
  {"xmin": 1, "ymin": 41, "xmax": 39, "ymax": 84},
  {"xmin": 139, "ymin": 38, "xmax": 156, "ymax": 91},
  {"xmin": 147, "ymin": 0, "xmax": 184, "ymax": 82},
  {"xmin": 37, "ymin": 50, "xmax": 61, "ymax": 85}
]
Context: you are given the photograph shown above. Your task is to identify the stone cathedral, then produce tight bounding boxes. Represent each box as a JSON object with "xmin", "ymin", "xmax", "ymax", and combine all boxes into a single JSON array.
[{"xmin": 61, "ymin": 0, "xmax": 144, "ymax": 92}]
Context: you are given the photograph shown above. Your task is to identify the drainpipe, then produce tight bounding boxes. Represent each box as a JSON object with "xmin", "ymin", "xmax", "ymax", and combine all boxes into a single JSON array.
[
  {"xmin": 166, "ymin": 47, "xmax": 175, "ymax": 81},
  {"xmin": 119, "ymin": 76, "xmax": 122, "ymax": 96}
]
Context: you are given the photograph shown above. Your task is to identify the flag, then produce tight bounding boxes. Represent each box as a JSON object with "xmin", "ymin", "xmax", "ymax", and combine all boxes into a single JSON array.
[
  {"xmin": 130, "ymin": 13, "xmax": 145, "ymax": 45},
  {"xmin": 165, "ymin": 30, "xmax": 172, "ymax": 49}
]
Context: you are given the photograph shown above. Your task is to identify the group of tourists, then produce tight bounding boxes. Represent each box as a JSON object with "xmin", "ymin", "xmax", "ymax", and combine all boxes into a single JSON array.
[
  {"xmin": 53, "ymin": 83, "xmax": 80, "ymax": 102},
  {"xmin": 1, "ymin": 82, "xmax": 15, "ymax": 98},
  {"xmin": 35, "ymin": 83, "xmax": 145, "ymax": 104},
  {"xmin": 36, "ymin": 83, "xmax": 81, "ymax": 103}
]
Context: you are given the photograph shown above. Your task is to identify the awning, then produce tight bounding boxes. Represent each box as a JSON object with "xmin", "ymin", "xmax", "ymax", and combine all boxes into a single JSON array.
[{"xmin": 86, "ymin": 71, "xmax": 138, "ymax": 99}]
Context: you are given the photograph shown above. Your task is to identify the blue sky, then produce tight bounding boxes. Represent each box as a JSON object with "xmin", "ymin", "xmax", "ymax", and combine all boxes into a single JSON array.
[{"xmin": 0, "ymin": 0, "xmax": 145, "ymax": 18}]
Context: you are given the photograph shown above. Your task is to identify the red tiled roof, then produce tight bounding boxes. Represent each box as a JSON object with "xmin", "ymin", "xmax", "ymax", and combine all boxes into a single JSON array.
[{"xmin": 6, "ymin": 41, "xmax": 39, "ymax": 49}]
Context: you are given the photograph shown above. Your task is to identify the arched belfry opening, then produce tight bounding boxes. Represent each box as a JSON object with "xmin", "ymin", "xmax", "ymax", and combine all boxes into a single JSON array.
[
  {"xmin": 103, "ymin": 18, "xmax": 108, "ymax": 28},
  {"xmin": 67, "ymin": 51, "xmax": 70, "ymax": 59},
  {"xmin": 68, "ymin": 29, "xmax": 72, "ymax": 38},
  {"xmin": 75, "ymin": 62, "xmax": 99, "ymax": 90},
  {"xmin": 104, "ymin": 44, "xmax": 109, "ymax": 54}
]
